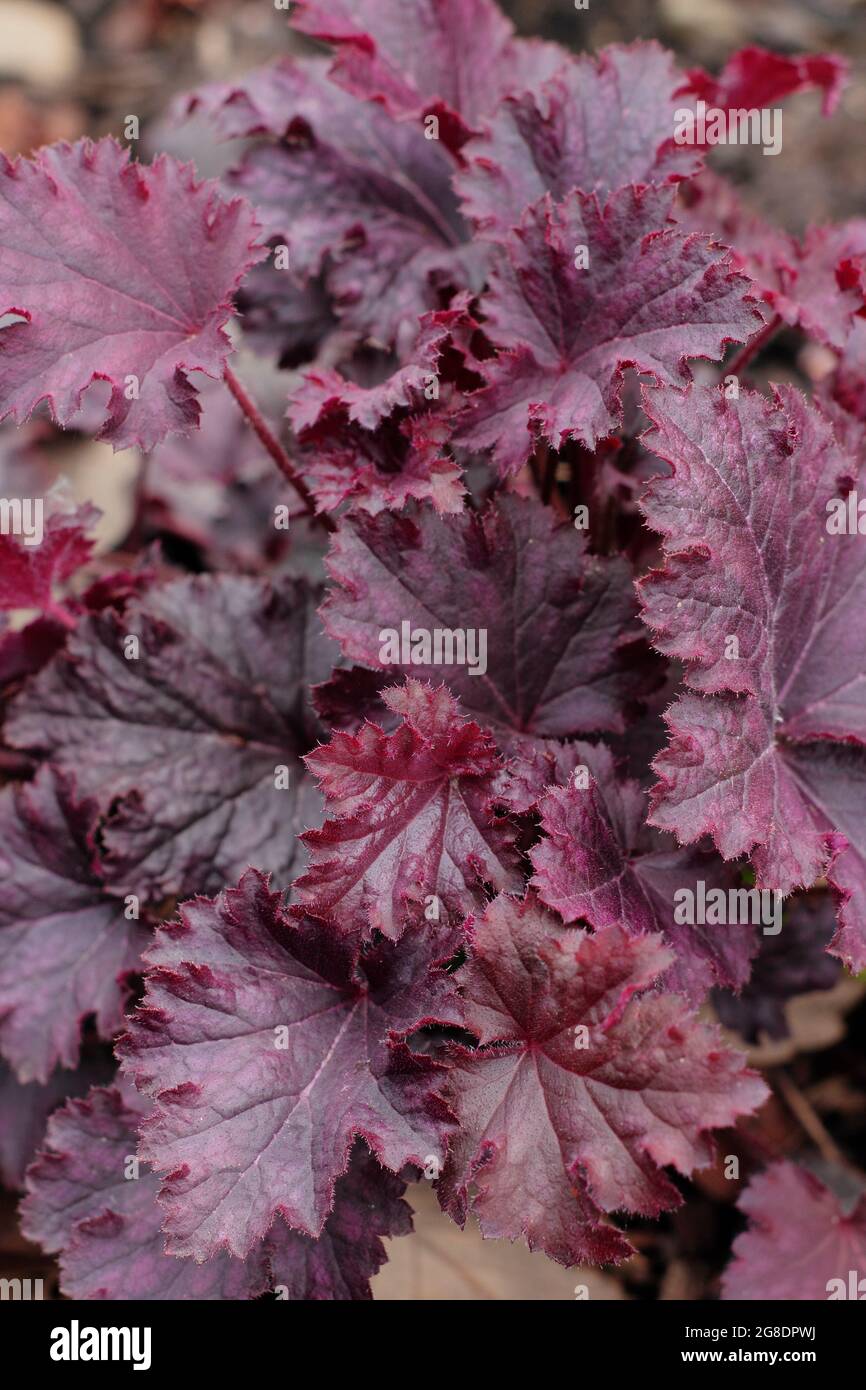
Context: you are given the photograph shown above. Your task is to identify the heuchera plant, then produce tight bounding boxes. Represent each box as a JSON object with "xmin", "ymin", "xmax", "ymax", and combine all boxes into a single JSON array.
[{"xmin": 1, "ymin": 0, "xmax": 864, "ymax": 1300}]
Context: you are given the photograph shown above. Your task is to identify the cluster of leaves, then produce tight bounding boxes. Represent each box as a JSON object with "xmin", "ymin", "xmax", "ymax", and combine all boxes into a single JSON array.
[{"xmin": 1, "ymin": 0, "xmax": 865, "ymax": 1300}]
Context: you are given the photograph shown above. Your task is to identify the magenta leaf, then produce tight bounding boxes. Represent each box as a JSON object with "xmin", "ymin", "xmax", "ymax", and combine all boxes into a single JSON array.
[
  {"xmin": 7, "ymin": 574, "xmax": 336, "ymax": 900},
  {"xmin": 438, "ymin": 895, "xmax": 767, "ymax": 1266},
  {"xmin": 0, "ymin": 486, "xmax": 99, "ymax": 616},
  {"xmin": 457, "ymin": 43, "xmax": 703, "ymax": 235},
  {"xmin": 291, "ymin": 0, "xmax": 561, "ymax": 154},
  {"xmin": 678, "ymin": 174, "xmax": 866, "ymax": 351},
  {"xmin": 118, "ymin": 870, "xmax": 460, "ymax": 1259},
  {"xmin": 682, "ymin": 45, "xmax": 847, "ymax": 119},
  {"xmin": 638, "ymin": 383, "xmax": 866, "ymax": 967},
  {"xmin": 722, "ymin": 1161, "xmax": 866, "ymax": 1300},
  {"xmin": 321, "ymin": 494, "xmax": 653, "ymax": 745},
  {"xmin": 779, "ymin": 221, "xmax": 866, "ymax": 351},
  {"xmin": 0, "ymin": 138, "xmax": 264, "ymax": 450},
  {"xmin": 529, "ymin": 740, "xmax": 756, "ymax": 1002},
  {"xmin": 296, "ymin": 679, "xmax": 520, "ymax": 938},
  {"xmin": 454, "ymin": 185, "xmax": 764, "ymax": 474},
  {"xmin": 0, "ymin": 768, "xmax": 146, "ymax": 1084}
]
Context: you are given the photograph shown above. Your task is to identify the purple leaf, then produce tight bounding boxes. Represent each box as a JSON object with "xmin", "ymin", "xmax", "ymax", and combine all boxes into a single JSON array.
[
  {"xmin": 0, "ymin": 768, "xmax": 146, "ymax": 1083},
  {"xmin": 0, "ymin": 1054, "xmax": 115, "ymax": 1190},
  {"xmin": 118, "ymin": 870, "xmax": 460, "ymax": 1259},
  {"xmin": 208, "ymin": 58, "xmax": 481, "ymax": 355},
  {"xmin": 7, "ymin": 574, "xmax": 336, "ymax": 900},
  {"xmin": 296, "ymin": 679, "xmax": 520, "ymax": 937},
  {"xmin": 21, "ymin": 1079, "xmax": 268, "ymax": 1299},
  {"xmin": 439, "ymin": 895, "xmax": 767, "ymax": 1266},
  {"xmin": 321, "ymin": 494, "xmax": 653, "ymax": 745},
  {"xmin": 22, "ymin": 1076, "xmax": 410, "ymax": 1299},
  {"xmin": 457, "ymin": 43, "xmax": 703, "ymax": 235},
  {"xmin": 291, "ymin": 0, "xmax": 561, "ymax": 154},
  {"xmin": 529, "ymin": 740, "xmax": 757, "ymax": 1002},
  {"xmin": 638, "ymin": 383, "xmax": 866, "ymax": 967},
  {"xmin": 454, "ymin": 185, "xmax": 764, "ymax": 474},
  {"xmin": 722, "ymin": 1161, "xmax": 866, "ymax": 1300},
  {"xmin": 0, "ymin": 138, "xmax": 264, "ymax": 450}
]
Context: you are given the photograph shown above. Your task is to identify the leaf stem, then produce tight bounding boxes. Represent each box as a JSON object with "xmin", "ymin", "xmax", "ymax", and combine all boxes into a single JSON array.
[
  {"xmin": 223, "ymin": 363, "xmax": 335, "ymax": 533},
  {"xmin": 773, "ymin": 1068, "xmax": 854, "ymax": 1173},
  {"xmin": 726, "ymin": 314, "xmax": 782, "ymax": 379}
]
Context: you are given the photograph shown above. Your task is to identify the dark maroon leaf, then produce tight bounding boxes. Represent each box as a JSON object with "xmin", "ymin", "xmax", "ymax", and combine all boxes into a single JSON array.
[
  {"xmin": 0, "ymin": 768, "xmax": 146, "ymax": 1083},
  {"xmin": 7, "ymin": 574, "xmax": 336, "ymax": 901},
  {"xmin": 321, "ymin": 494, "xmax": 653, "ymax": 746},
  {"xmin": 639, "ymin": 383, "xmax": 866, "ymax": 969},
  {"xmin": 118, "ymin": 870, "xmax": 460, "ymax": 1259}
]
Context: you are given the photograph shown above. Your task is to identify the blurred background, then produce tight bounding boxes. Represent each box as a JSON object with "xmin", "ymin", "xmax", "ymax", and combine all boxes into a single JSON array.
[{"xmin": 0, "ymin": 0, "xmax": 864, "ymax": 1302}]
